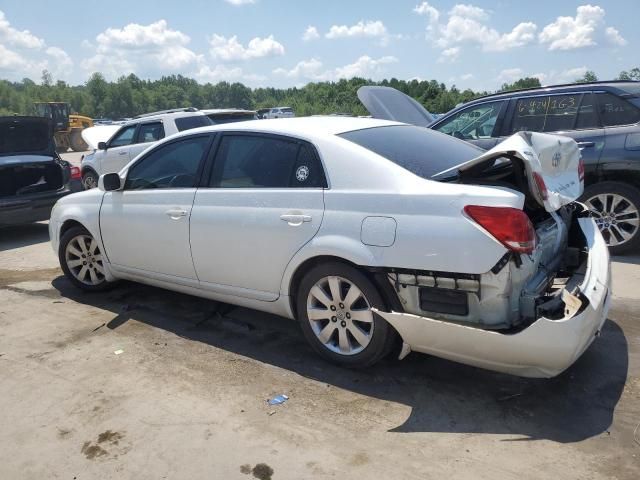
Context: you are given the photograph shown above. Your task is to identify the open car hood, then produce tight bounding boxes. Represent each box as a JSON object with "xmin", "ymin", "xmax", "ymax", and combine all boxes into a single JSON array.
[
  {"xmin": 434, "ymin": 131, "xmax": 583, "ymax": 212},
  {"xmin": 81, "ymin": 125, "xmax": 120, "ymax": 150},
  {"xmin": 357, "ymin": 86, "xmax": 435, "ymax": 127},
  {"xmin": 0, "ymin": 116, "xmax": 55, "ymax": 156}
]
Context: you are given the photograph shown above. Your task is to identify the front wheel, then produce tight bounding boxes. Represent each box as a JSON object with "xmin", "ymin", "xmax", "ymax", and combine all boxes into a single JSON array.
[
  {"xmin": 82, "ymin": 170, "xmax": 99, "ymax": 190},
  {"xmin": 59, "ymin": 226, "xmax": 113, "ymax": 291},
  {"xmin": 296, "ymin": 262, "xmax": 395, "ymax": 368},
  {"xmin": 582, "ymin": 181, "xmax": 640, "ymax": 255}
]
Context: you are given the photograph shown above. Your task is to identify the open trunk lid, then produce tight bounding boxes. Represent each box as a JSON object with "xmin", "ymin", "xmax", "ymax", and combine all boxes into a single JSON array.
[
  {"xmin": 434, "ymin": 131, "xmax": 583, "ymax": 212},
  {"xmin": 0, "ymin": 116, "xmax": 55, "ymax": 157},
  {"xmin": 357, "ymin": 86, "xmax": 435, "ymax": 127}
]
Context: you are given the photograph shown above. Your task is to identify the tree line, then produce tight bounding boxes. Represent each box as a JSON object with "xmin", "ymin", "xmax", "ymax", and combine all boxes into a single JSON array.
[{"xmin": 0, "ymin": 67, "xmax": 637, "ymax": 119}]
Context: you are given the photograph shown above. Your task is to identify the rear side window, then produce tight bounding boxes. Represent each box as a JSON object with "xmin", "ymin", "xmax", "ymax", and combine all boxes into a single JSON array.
[
  {"xmin": 339, "ymin": 125, "xmax": 484, "ymax": 179},
  {"xmin": 174, "ymin": 115, "xmax": 212, "ymax": 132},
  {"xmin": 137, "ymin": 122, "xmax": 165, "ymax": 143},
  {"xmin": 125, "ymin": 136, "xmax": 210, "ymax": 190},
  {"xmin": 209, "ymin": 135, "xmax": 326, "ymax": 188},
  {"xmin": 510, "ymin": 94, "xmax": 599, "ymax": 133},
  {"xmin": 597, "ymin": 93, "xmax": 640, "ymax": 126}
]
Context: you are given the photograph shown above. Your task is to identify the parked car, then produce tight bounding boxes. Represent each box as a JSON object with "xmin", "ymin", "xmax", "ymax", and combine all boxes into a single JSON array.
[
  {"xmin": 263, "ymin": 107, "xmax": 295, "ymax": 119},
  {"xmin": 0, "ymin": 116, "xmax": 81, "ymax": 227},
  {"xmin": 201, "ymin": 109, "xmax": 258, "ymax": 124},
  {"xmin": 50, "ymin": 117, "xmax": 610, "ymax": 378},
  {"xmin": 80, "ymin": 108, "xmax": 212, "ymax": 189},
  {"xmin": 426, "ymin": 81, "xmax": 640, "ymax": 254}
]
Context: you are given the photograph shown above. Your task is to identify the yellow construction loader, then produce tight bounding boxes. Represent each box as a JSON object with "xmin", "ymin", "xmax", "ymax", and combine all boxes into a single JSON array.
[{"xmin": 34, "ymin": 102, "xmax": 93, "ymax": 152}]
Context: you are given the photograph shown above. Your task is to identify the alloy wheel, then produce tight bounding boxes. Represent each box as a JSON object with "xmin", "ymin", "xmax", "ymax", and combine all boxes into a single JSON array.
[
  {"xmin": 82, "ymin": 174, "xmax": 98, "ymax": 190},
  {"xmin": 586, "ymin": 192, "xmax": 640, "ymax": 247},
  {"xmin": 64, "ymin": 234, "xmax": 106, "ymax": 286},
  {"xmin": 306, "ymin": 275, "xmax": 374, "ymax": 355}
]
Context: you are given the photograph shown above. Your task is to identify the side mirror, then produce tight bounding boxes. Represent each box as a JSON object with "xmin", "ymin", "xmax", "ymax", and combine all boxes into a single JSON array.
[
  {"xmin": 100, "ymin": 173, "xmax": 121, "ymax": 191},
  {"xmin": 98, "ymin": 141, "xmax": 108, "ymax": 150}
]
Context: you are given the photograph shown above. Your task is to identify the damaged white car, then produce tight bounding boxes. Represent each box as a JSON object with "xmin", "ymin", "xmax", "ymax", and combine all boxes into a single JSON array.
[{"xmin": 49, "ymin": 115, "xmax": 610, "ymax": 378}]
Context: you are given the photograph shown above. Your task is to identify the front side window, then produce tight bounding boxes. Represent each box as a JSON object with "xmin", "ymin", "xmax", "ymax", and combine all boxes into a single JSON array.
[
  {"xmin": 597, "ymin": 93, "xmax": 640, "ymax": 126},
  {"xmin": 510, "ymin": 94, "xmax": 598, "ymax": 133},
  {"xmin": 125, "ymin": 136, "xmax": 210, "ymax": 190},
  {"xmin": 434, "ymin": 101, "xmax": 505, "ymax": 140},
  {"xmin": 210, "ymin": 135, "xmax": 326, "ymax": 188},
  {"xmin": 137, "ymin": 122, "xmax": 165, "ymax": 143},
  {"xmin": 109, "ymin": 125, "xmax": 137, "ymax": 148}
]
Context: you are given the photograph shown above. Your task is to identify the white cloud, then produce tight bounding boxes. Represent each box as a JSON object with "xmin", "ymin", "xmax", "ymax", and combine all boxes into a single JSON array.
[
  {"xmin": 224, "ymin": 0, "xmax": 257, "ymax": 5},
  {"xmin": 0, "ymin": 44, "xmax": 28, "ymax": 70},
  {"xmin": 46, "ymin": 46, "xmax": 74, "ymax": 78},
  {"xmin": 438, "ymin": 46, "xmax": 460, "ymax": 63},
  {"xmin": 209, "ymin": 34, "xmax": 285, "ymax": 61},
  {"xmin": 195, "ymin": 64, "xmax": 265, "ymax": 84},
  {"xmin": 460, "ymin": 73, "xmax": 474, "ymax": 81},
  {"xmin": 497, "ymin": 68, "xmax": 524, "ymax": 83},
  {"xmin": 539, "ymin": 5, "xmax": 626, "ymax": 50},
  {"xmin": 0, "ymin": 10, "xmax": 45, "ymax": 49},
  {"xmin": 302, "ymin": 26, "xmax": 320, "ymax": 41},
  {"xmin": 83, "ymin": 20, "xmax": 200, "ymax": 78},
  {"xmin": 326, "ymin": 20, "xmax": 388, "ymax": 40},
  {"xmin": 274, "ymin": 55, "xmax": 397, "ymax": 82},
  {"xmin": 449, "ymin": 4, "xmax": 488, "ymax": 21},
  {"xmin": 413, "ymin": 2, "xmax": 439, "ymax": 23}
]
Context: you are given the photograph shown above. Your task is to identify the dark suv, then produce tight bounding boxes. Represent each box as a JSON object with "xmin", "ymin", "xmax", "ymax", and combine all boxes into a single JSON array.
[{"xmin": 430, "ymin": 81, "xmax": 640, "ymax": 254}]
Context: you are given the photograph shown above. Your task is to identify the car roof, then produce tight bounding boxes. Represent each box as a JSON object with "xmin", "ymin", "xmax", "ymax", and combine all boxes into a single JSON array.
[
  {"xmin": 124, "ymin": 110, "xmax": 207, "ymax": 126},
  {"xmin": 462, "ymin": 81, "xmax": 640, "ymax": 104},
  {"xmin": 173, "ymin": 116, "xmax": 402, "ymax": 141},
  {"xmin": 200, "ymin": 109, "xmax": 256, "ymax": 115}
]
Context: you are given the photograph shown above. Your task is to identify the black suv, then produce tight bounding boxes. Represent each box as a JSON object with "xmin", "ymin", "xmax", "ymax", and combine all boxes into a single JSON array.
[{"xmin": 430, "ymin": 81, "xmax": 640, "ymax": 254}]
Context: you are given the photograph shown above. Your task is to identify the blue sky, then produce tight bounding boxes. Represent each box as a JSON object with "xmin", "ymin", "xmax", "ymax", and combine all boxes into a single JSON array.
[{"xmin": 0, "ymin": 0, "xmax": 636, "ymax": 90}]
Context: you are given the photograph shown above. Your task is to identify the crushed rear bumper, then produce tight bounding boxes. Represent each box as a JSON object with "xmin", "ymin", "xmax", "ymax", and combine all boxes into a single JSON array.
[{"xmin": 374, "ymin": 217, "xmax": 611, "ymax": 378}]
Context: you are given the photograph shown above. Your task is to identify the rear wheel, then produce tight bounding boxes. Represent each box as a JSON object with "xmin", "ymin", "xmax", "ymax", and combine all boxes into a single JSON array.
[
  {"xmin": 296, "ymin": 262, "xmax": 394, "ymax": 368},
  {"xmin": 59, "ymin": 226, "xmax": 113, "ymax": 291},
  {"xmin": 582, "ymin": 181, "xmax": 640, "ymax": 254}
]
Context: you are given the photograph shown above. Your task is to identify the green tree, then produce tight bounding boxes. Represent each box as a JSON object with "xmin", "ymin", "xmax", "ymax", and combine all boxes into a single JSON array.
[
  {"xmin": 500, "ymin": 77, "xmax": 542, "ymax": 92},
  {"xmin": 575, "ymin": 70, "xmax": 598, "ymax": 83}
]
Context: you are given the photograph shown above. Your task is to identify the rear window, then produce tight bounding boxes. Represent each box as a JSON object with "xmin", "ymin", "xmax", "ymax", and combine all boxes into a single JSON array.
[
  {"xmin": 174, "ymin": 115, "xmax": 212, "ymax": 132},
  {"xmin": 338, "ymin": 125, "xmax": 484, "ymax": 179}
]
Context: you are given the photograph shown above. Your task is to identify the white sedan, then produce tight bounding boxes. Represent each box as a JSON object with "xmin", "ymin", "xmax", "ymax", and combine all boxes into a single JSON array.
[{"xmin": 49, "ymin": 117, "xmax": 611, "ymax": 377}]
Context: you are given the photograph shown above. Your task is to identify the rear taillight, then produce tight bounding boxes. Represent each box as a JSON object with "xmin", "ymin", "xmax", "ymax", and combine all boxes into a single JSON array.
[
  {"xmin": 464, "ymin": 205, "xmax": 536, "ymax": 254},
  {"xmin": 70, "ymin": 166, "xmax": 81, "ymax": 180},
  {"xmin": 578, "ymin": 158, "xmax": 585, "ymax": 182},
  {"xmin": 532, "ymin": 172, "xmax": 548, "ymax": 201}
]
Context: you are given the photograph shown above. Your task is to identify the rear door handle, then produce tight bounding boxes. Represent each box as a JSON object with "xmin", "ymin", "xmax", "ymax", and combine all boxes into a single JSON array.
[
  {"xmin": 280, "ymin": 214, "xmax": 312, "ymax": 225},
  {"xmin": 577, "ymin": 141, "xmax": 595, "ymax": 148},
  {"xmin": 165, "ymin": 208, "xmax": 188, "ymax": 219}
]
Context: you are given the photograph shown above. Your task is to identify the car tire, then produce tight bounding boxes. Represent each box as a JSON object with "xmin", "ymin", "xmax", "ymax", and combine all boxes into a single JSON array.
[
  {"xmin": 581, "ymin": 181, "xmax": 640, "ymax": 255},
  {"xmin": 296, "ymin": 262, "xmax": 395, "ymax": 368},
  {"xmin": 82, "ymin": 170, "xmax": 99, "ymax": 190},
  {"xmin": 59, "ymin": 226, "xmax": 114, "ymax": 291}
]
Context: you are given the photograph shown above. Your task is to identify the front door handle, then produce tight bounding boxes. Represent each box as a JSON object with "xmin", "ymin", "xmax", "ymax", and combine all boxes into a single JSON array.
[
  {"xmin": 165, "ymin": 208, "xmax": 188, "ymax": 220},
  {"xmin": 577, "ymin": 141, "xmax": 595, "ymax": 148},
  {"xmin": 280, "ymin": 214, "xmax": 312, "ymax": 225}
]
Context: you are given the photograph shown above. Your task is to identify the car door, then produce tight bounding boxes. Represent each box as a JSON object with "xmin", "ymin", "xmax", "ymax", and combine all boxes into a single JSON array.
[
  {"xmin": 190, "ymin": 133, "xmax": 326, "ymax": 300},
  {"xmin": 100, "ymin": 124, "xmax": 137, "ymax": 174},
  {"xmin": 128, "ymin": 121, "xmax": 165, "ymax": 160},
  {"xmin": 430, "ymin": 100, "xmax": 508, "ymax": 150},
  {"xmin": 506, "ymin": 92, "xmax": 605, "ymax": 175},
  {"xmin": 100, "ymin": 134, "xmax": 213, "ymax": 280}
]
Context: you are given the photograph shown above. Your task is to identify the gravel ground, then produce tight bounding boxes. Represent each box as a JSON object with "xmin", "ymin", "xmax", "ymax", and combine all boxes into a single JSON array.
[{"xmin": 0, "ymin": 221, "xmax": 638, "ymax": 480}]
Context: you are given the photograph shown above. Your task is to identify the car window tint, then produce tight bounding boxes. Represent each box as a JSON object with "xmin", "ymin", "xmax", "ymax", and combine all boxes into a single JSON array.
[
  {"xmin": 174, "ymin": 115, "xmax": 212, "ymax": 132},
  {"xmin": 339, "ymin": 125, "xmax": 485, "ymax": 179},
  {"xmin": 575, "ymin": 93, "xmax": 599, "ymax": 130},
  {"xmin": 597, "ymin": 93, "xmax": 640, "ymax": 126},
  {"xmin": 125, "ymin": 136, "xmax": 209, "ymax": 190},
  {"xmin": 137, "ymin": 122, "xmax": 164, "ymax": 143},
  {"xmin": 511, "ymin": 94, "xmax": 585, "ymax": 133},
  {"xmin": 292, "ymin": 144, "xmax": 326, "ymax": 187},
  {"xmin": 109, "ymin": 125, "xmax": 137, "ymax": 147},
  {"xmin": 211, "ymin": 135, "xmax": 313, "ymax": 188},
  {"xmin": 434, "ymin": 101, "xmax": 504, "ymax": 140}
]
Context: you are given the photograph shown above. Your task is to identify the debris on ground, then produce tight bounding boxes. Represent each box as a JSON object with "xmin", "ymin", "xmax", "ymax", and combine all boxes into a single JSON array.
[
  {"xmin": 113, "ymin": 349, "xmax": 124, "ymax": 355},
  {"xmin": 267, "ymin": 394, "xmax": 288, "ymax": 406}
]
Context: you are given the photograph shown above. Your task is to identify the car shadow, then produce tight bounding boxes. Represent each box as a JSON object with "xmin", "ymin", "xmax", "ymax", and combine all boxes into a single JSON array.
[
  {"xmin": 0, "ymin": 222, "xmax": 50, "ymax": 252},
  {"xmin": 51, "ymin": 276, "xmax": 629, "ymax": 443},
  {"xmin": 611, "ymin": 254, "xmax": 640, "ymax": 266}
]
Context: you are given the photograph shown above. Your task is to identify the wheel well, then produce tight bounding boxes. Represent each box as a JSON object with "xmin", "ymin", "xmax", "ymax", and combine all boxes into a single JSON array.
[
  {"xmin": 81, "ymin": 166, "xmax": 97, "ymax": 177},
  {"xmin": 59, "ymin": 220, "xmax": 85, "ymax": 240},
  {"xmin": 288, "ymin": 255, "xmax": 401, "ymax": 319}
]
